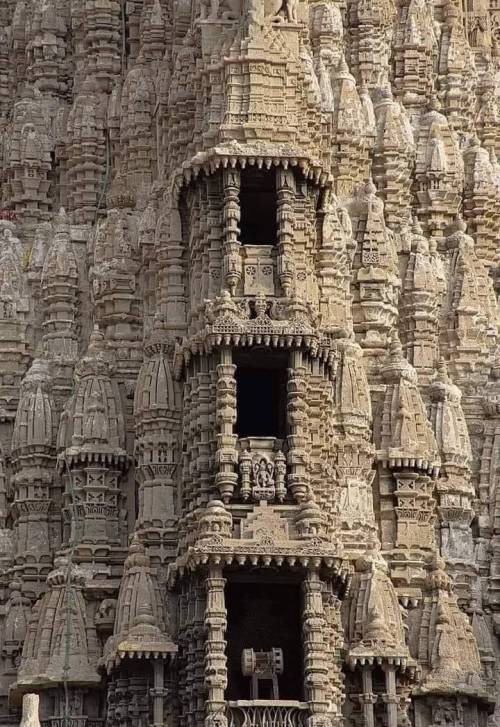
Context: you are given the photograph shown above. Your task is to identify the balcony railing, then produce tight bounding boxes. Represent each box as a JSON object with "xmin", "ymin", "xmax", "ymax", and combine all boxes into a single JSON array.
[
  {"xmin": 41, "ymin": 718, "xmax": 104, "ymax": 727},
  {"xmin": 228, "ymin": 701, "xmax": 309, "ymax": 727}
]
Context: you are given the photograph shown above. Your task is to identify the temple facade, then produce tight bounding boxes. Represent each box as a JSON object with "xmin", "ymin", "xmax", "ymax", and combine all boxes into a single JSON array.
[{"xmin": 0, "ymin": 0, "xmax": 500, "ymax": 726}]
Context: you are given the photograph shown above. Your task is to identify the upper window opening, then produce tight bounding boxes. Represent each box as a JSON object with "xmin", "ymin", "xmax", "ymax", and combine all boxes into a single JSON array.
[
  {"xmin": 234, "ymin": 350, "xmax": 287, "ymax": 439},
  {"xmin": 240, "ymin": 168, "xmax": 277, "ymax": 246}
]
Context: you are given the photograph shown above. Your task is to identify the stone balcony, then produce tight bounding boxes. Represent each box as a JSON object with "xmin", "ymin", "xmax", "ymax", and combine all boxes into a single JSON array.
[
  {"xmin": 41, "ymin": 718, "xmax": 104, "ymax": 727},
  {"xmin": 227, "ymin": 701, "xmax": 309, "ymax": 727}
]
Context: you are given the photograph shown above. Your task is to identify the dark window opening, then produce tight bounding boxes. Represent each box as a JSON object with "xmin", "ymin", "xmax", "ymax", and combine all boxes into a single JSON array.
[
  {"xmin": 240, "ymin": 168, "xmax": 277, "ymax": 245},
  {"xmin": 234, "ymin": 351, "xmax": 287, "ymax": 439},
  {"xmin": 471, "ymin": 516, "xmax": 479, "ymax": 540},
  {"xmin": 372, "ymin": 666, "xmax": 387, "ymax": 692},
  {"xmin": 225, "ymin": 580, "xmax": 303, "ymax": 701}
]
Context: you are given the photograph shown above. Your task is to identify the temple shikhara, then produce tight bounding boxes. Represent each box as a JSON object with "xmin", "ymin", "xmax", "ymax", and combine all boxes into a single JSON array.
[{"xmin": 1, "ymin": 0, "xmax": 500, "ymax": 725}]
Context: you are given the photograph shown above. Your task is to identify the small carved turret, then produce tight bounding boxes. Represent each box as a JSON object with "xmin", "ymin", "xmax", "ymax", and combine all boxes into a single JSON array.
[
  {"xmin": 332, "ymin": 56, "xmax": 371, "ymax": 197},
  {"xmin": 462, "ymin": 136, "xmax": 500, "ymax": 275},
  {"xmin": 392, "ymin": 0, "xmax": 435, "ymax": 117},
  {"xmin": 134, "ymin": 321, "xmax": 181, "ymax": 559},
  {"xmin": 414, "ymin": 98, "xmax": 463, "ymax": 239},
  {"xmin": 334, "ymin": 339, "xmax": 377, "ymax": 553},
  {"xmin": 57, "ymin": 328, "xmax": 128, "ymax": 555},
  {"xmin": 374, "ymin": 337, "xmax": 439, "ymax": 553},
  {"xmin": 11, "ymin": 357, "xmax": 58, "ymax": 595},
  {"xmin": 350, "ymin": 181, "xmax": 401, "ymax": 365},
  {"xmin": 65, "ymin": 77, "xmax": 107, "ymax": 223},
  {"xmin": 401, "ymin": 219, "xmax": 442, "ymax": 380},
  {"xmin": 3, "ymin": 88, "xmax": 52, "ymax": 229},
  {"xmin": 429, "ymin": 360, "xmax": 476, "ymax": 602},
  {"xmin": 15, "ymin": 557, "xmax": 100, "ymax": 712},
  {"xmin": 41, "ymin": 208, "xmax": 79, "ymax": 374},
  {"xmin": 91, "ymin": 173, "xmax": 142, "ymax": 382},
  {"xmin": 371, "ymin": 87, "xmax": 415, "ymax": 229},
  {"xmin": 119, "ymin": 56, "xmax": 157, "ymax": 207},
  {"xmin": 440, "ymin": 218, "xmax": 497, "ymax": 385},
  {"xmin": 414, "ymin": 556, "xmax": 484, "ymax": 704}
]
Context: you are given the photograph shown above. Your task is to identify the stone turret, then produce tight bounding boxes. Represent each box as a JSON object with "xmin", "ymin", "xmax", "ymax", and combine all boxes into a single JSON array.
[
  {"xmin": 343, "ymin": 548, "xmax": 415, "ymax": 727},
  {"xmin": 414, "ymin": 98, "xmax": 463, "ymax": 239},
  {"xmin": 392, "ymin": 0, "xmax": 435, "ymax": 118},
  {"xmin": 57, "ymin": 327, "xmax": 128, "ymax": 559},
  {"xmin": 11, "ymin": 357, "xmax": 58, "ymax": 597},
  {"xmin": 91, "ymin": 173, "xmax": 142, "ymax": 383},
  {"xmin": 371, "ymin": 87, "xmax": 415, "ymax": 229},
  {"xmin": 412, "ymin": 557, "xmax": 490, "ymax": 724},
  {"xmin": 350, "ymin": 181, "xmax": 400, "ymax": 366},
  {"xmin": 133, "ymin": 320, "xmax": 181, "ymax": 560},
  {"xmin": 429, "ymin": 360, "xmax": 476, "ymax": 603},
  {"xmin": 440, "ymin": 218, "xmax": 497, "ymax": 385},
  {"xmin": 40, "ymin": 208, "xmax": 79, "ymax": 397},
  {"xmin": 0, "ymin": 223, "xmax": 31, "ymax": 417},
  {"xmin": 3, "ymin": 88, "xmax": 52, "ymax": 230},
  {"xmin": 401, "ymin": 219, "xmax": 443, "ymax": 380},
  {"xmin": 334, "ymin": 338, "xmax": 377, "ymax": 554},
  {"xmin": 331, "ymin": 56, "xmax": 371, "ymax": 197},
  {"xmin": 65, "ymin": 77, "xmax": 107, "ymax": 223},
  {"xmin": 374, "ymin": 337, "xmax": 439, "ymax": 564},
  {"xmin": 462, "ymin": 138, "xmax": 499, "ymax": 273},
  {"xmin": 119, "ymin": 55, "xmax": 157, "ymax": 206},
  {"xmin": 15, "ymin": 557, "xmax": 101, "ymax": 719}
]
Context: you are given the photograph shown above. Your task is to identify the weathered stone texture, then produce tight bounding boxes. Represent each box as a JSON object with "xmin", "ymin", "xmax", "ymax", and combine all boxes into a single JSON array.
[{"xmin": 0, "ymin": 0, "xmax": 499, "ymax": 726}]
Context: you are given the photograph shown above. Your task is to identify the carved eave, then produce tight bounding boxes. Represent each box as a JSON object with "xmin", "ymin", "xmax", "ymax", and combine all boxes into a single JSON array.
[
  {"xmin": 102, "ymin": 627, "xmax": 177, "ymax": 675},
  {"xmin": 105, "ymin": 644, "xmax": 177, "ymax": 674},
  {"xmin": 57, "ymin": 449, "xmax": 129, "ymax": 470},
  {"xmin": 177, "ymin": 332, "xmax": 337, "ymax": 370},
  {"xmin": 168, "ymin": 535, "xmax": 350, "ymax": 586},
  {"xmin": 345, "ymin": 649, "xmax": 417, "ymax": 673},
  {"xmin": 173, "ymin": 296, "xmax": 340, "ymax": 378},
  {"xmin": 172, "ymin": 140, "xmax": 332, "ymax": 194},
  {"xmin": 376, "ymin": 453, "xmax": 439, "ymax": 476},
  {"xmin": 103, "ymin": 632, "xmax": 177, "ymax": 673}
]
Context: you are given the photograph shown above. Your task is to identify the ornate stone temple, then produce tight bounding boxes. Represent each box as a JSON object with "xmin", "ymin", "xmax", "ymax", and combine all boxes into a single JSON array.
[{"xmin": 0, "ymin": 0, "xmax": 500, "ymax": 725}]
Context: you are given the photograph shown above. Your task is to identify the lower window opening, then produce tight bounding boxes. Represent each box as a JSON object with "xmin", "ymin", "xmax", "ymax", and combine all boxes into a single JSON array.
[{"xmin": 225, "ymin": 580, "xmax": 304, "ymax": 701}]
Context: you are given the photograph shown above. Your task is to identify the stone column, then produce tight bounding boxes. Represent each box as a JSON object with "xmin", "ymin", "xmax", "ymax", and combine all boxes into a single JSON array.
[
  {"xmin": 302, "ymin": 570, "xmax": 329, "ymax": 723},
  {"xmin": 287, "ymin": 350, "xmax": 310, "ymax": 502},
  {"xmin": 361, "ymin": 666, "xmax": 375, "ymax": 727},
  {"xmin": 276, "ymin": 168, "xmax": 295, "ymax": 296},
  {"xmin": 20, "ymin": 693, "xmax": 41, "ymax": 727},
  {"xmin": 383, "ymin": 664, "xmax": 398, "ymax": 727},
  {"xmin": 215, "ymin": 347, "xmax": 238, "ymax": 503},
  {"xmin": 222, "ymin": 168, "xmax": 241, "ymax": 294},
  {"xmin": 152, "ymin": 658, "xmax": 166, "ymax": 727},
  {"xmin": 205, "ymin": 565, "xmax": 228, "ymax": 727}
]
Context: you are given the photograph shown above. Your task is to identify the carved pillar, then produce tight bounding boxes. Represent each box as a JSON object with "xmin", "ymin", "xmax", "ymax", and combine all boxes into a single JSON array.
[
  {"xmin": 222, "ymin": 168, "xmax": 241, "ymax": 294},
  {"xmin": 276, "ymin": 168, "xmax": 295, "ymax": 297},
  {"xmin": 302, "ymin": 570, "xmax": 329, "ymax": 721},
  {"xmin": 287, "ymin": 350, "xmax": 310, "ymax": 502},
  {"xmin": 205, "ymin": 565, "xmax": 227, "ymax": 727},
  {"xmin": 361, "ymin": 666, "xmax": 375, "ymax": 727},
  {"xmin": 152, "ymin": 658, "xmax": 166, "ymax": 727},
  {"xmin": 215, "ymin": 347, "xmax": 238, "ymax": 503},
  {"xmin": 383, "ymin": 664, "xmax": 398, "ymax": 727}
]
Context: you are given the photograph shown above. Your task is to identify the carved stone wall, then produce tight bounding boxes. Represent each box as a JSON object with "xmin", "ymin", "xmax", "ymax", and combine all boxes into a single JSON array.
[{"xmin": 0, "ymin": 0, "xmax": 498, "ymax": 726}]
